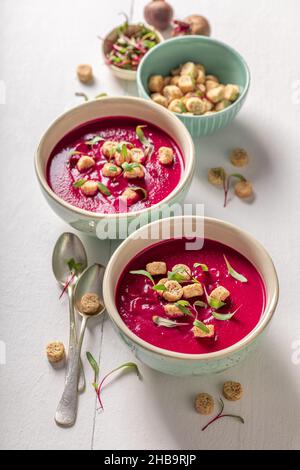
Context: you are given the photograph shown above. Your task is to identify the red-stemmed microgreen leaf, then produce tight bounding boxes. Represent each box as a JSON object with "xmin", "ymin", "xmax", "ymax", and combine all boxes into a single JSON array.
[
  {"xmin": 66, "ymin": 258, "xmax": 84, "ymax": 276},
  {"xmin": 193, "ymin": 300, "xmax": 208, "ymax": 309},
  {"xmin": 204, "ymin": 287, "xmax": 226, "ymax": 310},
  {"xmin": 122, "ymin": 162, "xmax": 141, "ymax": 172},
  {"xmin": 97, "ymin": 182, "xmax": 111, "ymax": 196},
  {"xmin": 73, "ymin": 178, "xmax": 86, "ymax": 188},
  {"xmin": 224, "ymin": 255, "xmax": 248, "ymax": 283},
  {"xmin": 193, "ymin": 319, "xmax": 210, "ymax": 334},
  {"xmin": 193, "ymin": 263, "xmax": 209, "ymax": 271},
  {"xmin": 224, "ymin": 173, "xmax": 247, "ymax": 207},
  {"xmin": 129, "ymin": 270, "xmax": 155, "ymax": 285},
  {"xmin": 175, "ymin": 300, "xmax": 194, "ymax": 317},
  {"xmin": 152, "ymin": 284, "xmax": 167, "ymax": 292},
  {"xmin": 202, "ymin": 398, "xmax": 245, "ymax": 432},
  {"xmin": 59, "ymin": 258, "xmax": 83, "ymax": 299},
  {"xmin": 96, "ymin": 362, "xmax": 142, "ymax": 409},
  {"xmin": 129, "ymin": 186, "xmax": 148, "ymax": 200},
  {"xmin": 152, "ymin": 316, "xmax": 190, "ymax": 328},
  {"xmin": 167, "ymin": 269, "xmax": 186, "ymax": 283},
  {"xmin": 230, "ymin": 173, "xmax": 247, "ymax": 182},
  {"xmin": 86, "ymin": 135, "xmax": 105, "ymax": 146},
  {"xmin": 136, "ymin": 125, "xmax": 154, "ymax": 157},
  {"xmin": 178, "ymin": 101, "xmax": 187, "ymax": 113},
  {"xmin": 121, "ymin": 143, "xmax": 128, "ymax": 159},
  {"xmin": 211, "ymin": 305, "xmax": 242, "ymax": 321},
  {"xmin": 86, "ymin": 352, "xmax": 99, "ymax": 385},
  {"xmin": 87, "ymin": 356, "xmax": 141, "ymax": 409},
  {"xmin": 59, "ymin": 273, "xmax": 76, "ymax": 299},
  {"xmin": 108, "ymin": 165, "xmax": 118, "ymax": 172}
]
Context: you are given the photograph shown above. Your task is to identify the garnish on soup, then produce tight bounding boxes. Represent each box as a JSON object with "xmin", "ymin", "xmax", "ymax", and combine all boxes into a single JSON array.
[
  {"xmin": 117, "ymin": 239, "xmax": 265, "ymax": 354},
  {"xmin": 47, "ymin": 117, "xmax": 184, "ymax": 214}
]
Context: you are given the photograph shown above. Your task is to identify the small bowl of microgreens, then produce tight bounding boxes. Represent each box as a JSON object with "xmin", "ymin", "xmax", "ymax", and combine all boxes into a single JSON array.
[{"xmin": 102, "ymin": 19, "xmax": 164, "ymax": 81}]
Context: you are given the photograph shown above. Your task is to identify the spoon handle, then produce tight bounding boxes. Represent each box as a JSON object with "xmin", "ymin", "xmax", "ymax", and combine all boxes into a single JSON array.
[
  {"xmin": 68, "ymin": 285, "xmax": 85, "ymax": 393},
  {"xmin": 55, "ymin": 317, "xmax": 88, "ymax": 427}
]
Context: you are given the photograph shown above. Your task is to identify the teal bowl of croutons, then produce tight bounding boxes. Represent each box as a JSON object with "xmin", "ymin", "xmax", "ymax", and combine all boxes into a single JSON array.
[{"xmin": 137, "ymin": 36, "xmax": 250, "ymax": 137}]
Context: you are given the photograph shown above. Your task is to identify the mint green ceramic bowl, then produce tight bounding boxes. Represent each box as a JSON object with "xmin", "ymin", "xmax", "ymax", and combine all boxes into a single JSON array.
[
  {"xmin": 103, "ymin": 216, "xmax": 279, "ymax": 376},
  {"xmin": 137, "ymin": 36, "xmax": 250, "ymax": 137}
]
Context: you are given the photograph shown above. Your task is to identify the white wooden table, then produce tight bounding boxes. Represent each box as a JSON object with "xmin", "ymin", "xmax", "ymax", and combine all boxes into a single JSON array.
[{"xmin": 1, "ymin": 0, "xmax": 300, "ymax": 450}]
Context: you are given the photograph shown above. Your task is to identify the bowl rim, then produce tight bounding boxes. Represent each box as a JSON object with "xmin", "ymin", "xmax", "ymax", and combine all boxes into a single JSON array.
[
  {"xmin": 103, "ymin": 215, "xmax": 279, "ymax": 361},
  {"xmin": 101, "ymin": 22, "xmax": 165, "ymax": 77},
  {"xmin": 137, "ymin": 35, "xmax": 251, "ymax": 120},
  {"xmin": 34, "ymin": 96, "xmax": 195, "ymax": 220}
]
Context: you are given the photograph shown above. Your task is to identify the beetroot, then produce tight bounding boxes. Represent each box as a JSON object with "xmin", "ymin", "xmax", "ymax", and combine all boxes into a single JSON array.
[{"xmin": 144, "ymin": 0, "xmax": 174, "ymax": 31}]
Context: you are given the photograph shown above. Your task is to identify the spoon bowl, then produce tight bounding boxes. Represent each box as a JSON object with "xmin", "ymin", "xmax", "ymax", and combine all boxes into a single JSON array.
[
  {"xmin": 74, "ymin": 264, "xmax": 105, "ymax": 319},
  {"xmin": 52, "ymin": 232, "xmax": 87, "ymax": 287}
]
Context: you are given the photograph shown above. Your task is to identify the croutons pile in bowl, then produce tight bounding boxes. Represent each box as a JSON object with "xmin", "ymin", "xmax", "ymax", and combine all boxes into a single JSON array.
[{"xmin": 148, "ymin": 61, "xmax": 240, "ymax": 116}]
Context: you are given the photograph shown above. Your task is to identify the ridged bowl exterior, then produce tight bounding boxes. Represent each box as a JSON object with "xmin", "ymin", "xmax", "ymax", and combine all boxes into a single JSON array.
[{"xmin": 137, "ymin": 36, "xmax": 250, "ymax": 137}]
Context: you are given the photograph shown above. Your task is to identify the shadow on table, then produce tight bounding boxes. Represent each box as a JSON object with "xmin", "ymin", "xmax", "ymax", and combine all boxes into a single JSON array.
[
  {"xmin": 145, "ymin": 335, "xmax": 300, "ymax": 450},
  {"xmin": 192, "ymin": 117, "xmax": 281, "ymax": 186}
]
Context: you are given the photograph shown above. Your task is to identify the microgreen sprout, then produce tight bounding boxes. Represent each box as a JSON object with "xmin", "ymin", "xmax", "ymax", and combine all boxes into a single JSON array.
[
  {"xmin": 224, "ymin": 255, "xmax": 248, "ymax": 283},
  {"xmin": 86, "ymin": 352, "xmax": 142, "ymax": 410},
  {"xmin": 202, "ymin": 398, "xmax": 245, "ymax": 431}
]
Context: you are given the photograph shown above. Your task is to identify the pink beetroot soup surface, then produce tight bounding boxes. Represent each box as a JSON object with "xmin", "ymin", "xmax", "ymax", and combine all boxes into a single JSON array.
[
  {"xmin": 47, "ymin": 117, "xmax": 184, "ymax": 214},
  {"xmin": 116, "ymin": 238, "xmax": 266, "ymax": 354}
]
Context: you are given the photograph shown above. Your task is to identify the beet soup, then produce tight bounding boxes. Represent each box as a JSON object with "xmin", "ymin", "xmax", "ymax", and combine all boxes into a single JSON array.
[
  {"xmin": 116, "ymin": 239, "xmax": 266, "ymax": 354},
  {"xmin": 47, "ymin": 117, "xmax": 184, "ymax": 214}
]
